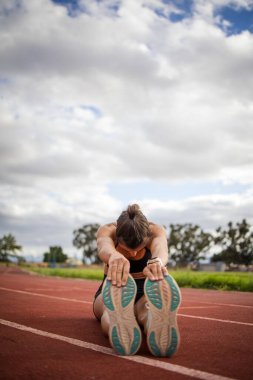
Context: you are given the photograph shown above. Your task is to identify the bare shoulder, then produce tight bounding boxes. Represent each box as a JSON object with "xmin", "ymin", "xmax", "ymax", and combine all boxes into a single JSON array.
[
  {"xmin": 149, "ymin": 222, "xmax": 167, "ymax": 237},
  {"xmin": 97, "ymin": 222, "xmax": 116, "ymax": 239}
]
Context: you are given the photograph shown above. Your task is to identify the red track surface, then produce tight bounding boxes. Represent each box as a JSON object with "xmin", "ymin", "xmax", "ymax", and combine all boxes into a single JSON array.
[{"xmin": 0, "ymin": 266, "xmax": 253, "ymax": 380}]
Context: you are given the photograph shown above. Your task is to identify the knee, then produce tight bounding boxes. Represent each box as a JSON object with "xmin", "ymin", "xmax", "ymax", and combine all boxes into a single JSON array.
[
  {"xmin": 135, "ymin": 297, "xmax": 149, "ymax": 326},
  {"xmin": 101, "ymin": 311, "xmax": 110, "ymax": 337},
  {"xmin": 93, "ymin": 294, "xmax": 104, "ymax": 320}
]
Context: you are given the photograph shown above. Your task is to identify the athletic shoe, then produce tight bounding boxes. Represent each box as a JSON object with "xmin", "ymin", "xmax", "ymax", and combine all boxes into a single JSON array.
[
  {"xmin": 144, "ymin": 274, "xmax": 181, "ymax": 357},
  {"xmin": 102, "ymin": 274, "xmax": 142, "ymax": 356}
]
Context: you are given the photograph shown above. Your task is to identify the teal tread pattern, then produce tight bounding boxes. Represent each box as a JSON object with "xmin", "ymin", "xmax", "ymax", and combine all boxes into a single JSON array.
[
  {"xmin": 149, "ymin": 331, "xmax": 161, "ymax": 356},
  {"xmin": 145, "ymin": 276, "xmax": 181, "ymax": 357},
  {"xmin": 130, "ymin": 328, "xmax": 141, "ymax": 355},
  {"xmin": 102, "ymin": 280, "xmax": 114, "ymax": 311},
  {"xmin": 166, "ymin": 328, "xmax": 178, "ymax": 357},
  {"xmin": 145, "ymin": 280, "xmax": 163, "ymax": 309},
  {"xmin": 164, "ymin": 275, "xmax": 181, "ymax": 312},
  {"xmin": 121, "ymin": 277, "xmax": 136, "ymax": 308},
  {"xmin": 149, "ymin": 328, "xmax": 179, "ymax": 357},
  {"xmin": 111, "ymin": 326, "xmax": 126, "ymax": 355},
  {"xmin": 103, "ymin": 276, "xmax": 141, "ymax": 356}
]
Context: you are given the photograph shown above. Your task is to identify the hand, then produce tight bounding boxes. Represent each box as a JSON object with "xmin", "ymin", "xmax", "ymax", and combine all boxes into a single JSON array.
[
  {"xmin": 107, "ymin": 252, "xmax": 130, "ymax": 287},
  {"xmin": 143, "ymin": 260, "xmax": 168, "ymax": 281}
]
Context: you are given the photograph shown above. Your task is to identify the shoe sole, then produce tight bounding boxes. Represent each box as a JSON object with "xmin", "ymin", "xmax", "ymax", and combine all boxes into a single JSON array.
[
  {"xmin": 102, "ymin": 275, "xmax": 142, "ymax": 356},
  {"xmin": 144, "ymin": 274, "xmax": 181, "ymax": 357}
]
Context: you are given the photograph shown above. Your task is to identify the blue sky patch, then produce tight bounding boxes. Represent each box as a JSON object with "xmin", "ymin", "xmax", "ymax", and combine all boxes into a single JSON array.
[
  {"xmin": 153, "ymin": 0, "xmax": 193, "ymax": 22},
  {"xmin": 50, "ymin": 0, "xmax": 253, "ymax": 33},
  {"xmin": 168, "ymin": 0, "xmax": 193, "ymax": 22},
  {"xmin": 163, "ymin": 0, "xmax": 193, "ymax": 15},
  {"xmin": 81, "ymin": 105, "xmax": 103, "ymax": 118},
  {"xmin": 51, "ymin": 0, "xmax": 120, "ymax": 17},
  {"xmin": 169, "ymin": 12, "xmax": 187, "ymax": 22},
  {"xmin": 215, "ymin": 6, "xmax": 253, "ymax": 35},
  {"xmin": 51, "ymin": 0, "xmax": 83, "ymax": 17},
  {"xmin": 108, "ymin": 180, "xmax": 250, "ymax": 203}
]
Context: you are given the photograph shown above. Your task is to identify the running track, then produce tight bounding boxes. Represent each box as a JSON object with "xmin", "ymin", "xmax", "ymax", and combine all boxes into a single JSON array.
[{"xmin": 0, "ymin": 266, "xmax": 253, "ymax": 380}]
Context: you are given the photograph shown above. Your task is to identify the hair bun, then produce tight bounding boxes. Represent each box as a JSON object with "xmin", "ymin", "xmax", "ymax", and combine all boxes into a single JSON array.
[
  {"xmin": 116, "ymin": 203, "xmax": 149, "ymax": 248},
  {"xmin": 127, "ymin": 204, "xmax": 140, "ymax": 220}
]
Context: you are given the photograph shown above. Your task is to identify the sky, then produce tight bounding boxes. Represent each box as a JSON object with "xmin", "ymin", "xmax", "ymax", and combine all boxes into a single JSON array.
[{"xmin": 0, "ymin": 0, "xmax": 253, "ymax": 261}]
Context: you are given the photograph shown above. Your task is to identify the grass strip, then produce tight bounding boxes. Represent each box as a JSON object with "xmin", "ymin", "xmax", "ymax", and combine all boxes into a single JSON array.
[
  {"xmin": 24, "ymin": 266, "xmax": 105, "ymax": 280},
  {"xmin": 171, "ymin": 270, "xmax": 253, "ymax": 292},
  {"xmin": 22, "ymin": 266, "xmax": 253, "ymax": 292}
]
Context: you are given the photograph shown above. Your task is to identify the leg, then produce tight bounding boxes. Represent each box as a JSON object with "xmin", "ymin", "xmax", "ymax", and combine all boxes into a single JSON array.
[
  {"xmin": 93, "ymin": 293, "xmax": 104, "ymax": 320},
  {"xmin": 134, "ymin": 295, "xmax": 149, "ymax": 333},
  {"xmin": 93, "ymin": 294, "xmax": 110, "ymax": 336}
]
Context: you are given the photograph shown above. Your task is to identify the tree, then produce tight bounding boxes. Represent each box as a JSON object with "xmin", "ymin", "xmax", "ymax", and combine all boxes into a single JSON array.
[
  {"xmin": 73, "ymin": 224, "xmax": 100, "ymax": 264},
  {"xmin": 0, "ymin": 234, "xmax": 22, "ymax": 263},
  {"xmin": 212, "ymin": 219, "xmax": 253, "ymax": 268},
  {"xmin": 168, "ymin": 224, "xmax": 213, "ymax": 267},
  {"xmin": 43, "ymin": 246, "xmax": 68, "ymax": 264}
]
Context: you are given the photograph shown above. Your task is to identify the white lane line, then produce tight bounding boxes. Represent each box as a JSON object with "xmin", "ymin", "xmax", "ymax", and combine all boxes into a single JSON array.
[
  {"xmin": 180, "ymin": 306, "xmax": 219, "ymax": 310},
  {"xmin": 24, "ymin": 287, "xmax": 83, "ymax": 291},
  {"xmin": 0, "ymin": 287, "xmax": 92, "ymax": 305},
  {"xmin": 182, "ymin": 300, "xmax": 253, "ymax": 309},
  {"xmin": 178, "ymin": 314, "xmax": 253, "ymax": 327},
  {"xmin": 0, "ymin": 318, "xmax": 238, "ymax": 380},
  {"xmin": 1, "ymin": 287, "xmax": 253, "ymax": 326}
]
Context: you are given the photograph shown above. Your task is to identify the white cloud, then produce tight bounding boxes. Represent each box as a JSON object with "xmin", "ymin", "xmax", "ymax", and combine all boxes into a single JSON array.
[
  {"xmin": 0, "ymin": 0, "xmax": 253, "ymax": 258},
  {"xmin": 141, "ymin": 188, "xmax": 253, "ymax": 229}
]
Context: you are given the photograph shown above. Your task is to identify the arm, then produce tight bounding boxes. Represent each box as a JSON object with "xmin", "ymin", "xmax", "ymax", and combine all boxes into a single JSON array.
[
  {"xmin": 149, "ymin": 224, "xmax": 169, "ymax": 265},
  {"xmin": 97, "ymin": 223, "xmax": 130, "ymax": 286},
  {"xmin": 97, "ymin": 223, "xmax": 118, "ymax": 263},
  {"xmin": 143, "ymin": 224, "xmax": 169, "ymax": 281}
]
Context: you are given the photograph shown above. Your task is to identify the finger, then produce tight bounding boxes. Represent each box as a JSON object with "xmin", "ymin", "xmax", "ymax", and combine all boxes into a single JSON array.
[
  {"xmin": 149, "ymin": 263, "xmax": 159, "ymax": 280},
  {"xmin": 111, "ymin": 264, "xmax": 117, "ymax": 285},
  {"xmin": 144, "ymin": 266, "xmax": 155, "ymax": 281},
  {"xmin": 157, "ymin": 264, "xmax": 164, "ymax": 280},
  {"xmin": 116, "ymin": 262, "xmax": 124, "ymax": 287},
  {"xmin": 107, "ymin": 266, "xmax": 112, "ymax": 280},
  {"xmin": 121, "ymin": 262, "xmax": 130, "ymax": 286},
  {"xmin": 162, "ymin": 266, "xmax": 168, "ymax": 276}
]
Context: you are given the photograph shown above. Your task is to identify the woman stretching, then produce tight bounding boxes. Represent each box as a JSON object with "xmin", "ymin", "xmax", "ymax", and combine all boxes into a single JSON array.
[{"xmin": 93, "ymin": 204, "xmax": 181, "ymax": 357}]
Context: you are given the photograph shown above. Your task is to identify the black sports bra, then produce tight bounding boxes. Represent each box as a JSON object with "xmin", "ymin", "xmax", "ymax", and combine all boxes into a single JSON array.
[{"xmin": 126, "ymin": 248, "xmax": 151, "ymax": 273}]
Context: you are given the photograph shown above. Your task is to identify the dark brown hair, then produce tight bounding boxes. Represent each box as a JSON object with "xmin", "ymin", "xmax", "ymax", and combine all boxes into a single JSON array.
[{"xmin": 116, "ymin": 204, "xmax": 150, "ymax": 248}]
